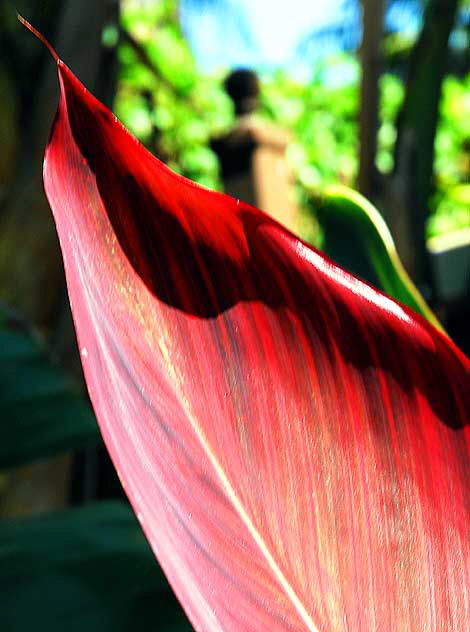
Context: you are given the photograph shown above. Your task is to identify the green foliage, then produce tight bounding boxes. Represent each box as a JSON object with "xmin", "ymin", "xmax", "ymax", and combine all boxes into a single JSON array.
[
  {"xmin": 430, "ymin": 73, "xmax": 470, "ymax": 237},
  {"xmin": 0, "ymin": 306, "xmax": 99, "ymax": 469},
  {"xmin": 1, "ymin": 501, "xmax": 192, "ymax": 631},
  {"xmin": 376, "ymin": 73, "xmax": 404, "ymax": 174},
  {"xmin": 115, "ymin": 0, "xmax": 233, "ymax": 191},
  {"xmin": 259, "ymin": 66, "xmax": 469, "ymax": 241},
  {"xmin": 115, "ymin": 3, "xmax": 469, "ymax": 242},
  {"xmin": 259, "ymin": 58, "xmax": 359, "ymax": 190}
]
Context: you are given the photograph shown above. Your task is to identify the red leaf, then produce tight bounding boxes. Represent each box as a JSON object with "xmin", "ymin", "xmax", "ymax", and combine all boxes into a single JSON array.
[{"xmin": 36, "ymin": 26, "xmax": 469, "ymax": 632}]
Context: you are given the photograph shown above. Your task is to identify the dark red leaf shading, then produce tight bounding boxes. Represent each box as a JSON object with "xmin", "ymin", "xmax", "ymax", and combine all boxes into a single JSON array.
[{"xmin": 38, "ymin": 29, "xmax": 469, "ymax": 632}]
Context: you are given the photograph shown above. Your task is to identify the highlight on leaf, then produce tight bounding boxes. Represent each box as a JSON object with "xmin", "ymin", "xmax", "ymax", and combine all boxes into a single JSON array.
[{"xmin": 21, "ymin": 15, "xmax": 470, "ymax": 632}]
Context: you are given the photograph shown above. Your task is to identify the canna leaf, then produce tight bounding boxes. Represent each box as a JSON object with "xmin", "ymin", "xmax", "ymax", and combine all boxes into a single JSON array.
[
  {"xmin": 27, "ymin": 19, "xmax": 470, "ymax": 632},
  {"xmin": 317, "ymin": 185, "xmax": 443, "ymax": 331}
]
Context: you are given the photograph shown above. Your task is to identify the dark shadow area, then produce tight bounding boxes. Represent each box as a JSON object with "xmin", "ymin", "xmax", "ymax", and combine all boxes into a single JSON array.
[{"xmin": 61, "ymin": 70, "xmax": 469, "ymax": 432}]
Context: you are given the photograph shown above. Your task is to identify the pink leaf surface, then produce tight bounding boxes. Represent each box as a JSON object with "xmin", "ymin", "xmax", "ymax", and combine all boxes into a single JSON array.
[{"xmin": 34, "ymin": 23, "xmax": 469, "ymax": 632}]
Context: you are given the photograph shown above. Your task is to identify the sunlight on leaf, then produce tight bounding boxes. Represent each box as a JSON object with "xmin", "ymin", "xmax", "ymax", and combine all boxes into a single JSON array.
[{"xmin": 21, "ymin": 16, "xmax": 470, "ymax": 632}]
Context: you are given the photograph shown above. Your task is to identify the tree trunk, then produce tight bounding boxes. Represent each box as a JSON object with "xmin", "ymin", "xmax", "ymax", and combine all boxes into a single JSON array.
[
  {"xmin": 358, "ymin": 0, "xmax": 385, "ymax": 200},
  {"xmin": 386, "ymin": 0, "xmax": 459, "ymax": 290}
]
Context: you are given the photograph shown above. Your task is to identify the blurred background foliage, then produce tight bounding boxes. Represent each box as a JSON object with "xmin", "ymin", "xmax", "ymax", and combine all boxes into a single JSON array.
[
  {"xmin": 115, "ymin": 0, "xmax": 233, "ymax": 190},
  {"xmin": 113, "ymin": 0, "xmax": 469, "ymax": 238},
  {"xmin": 0, "ymin": 0, "xmax": 468, "ymax": 327},
  {"xmin": 0, "ymin": 0, "xmax": 469, "ymax": 629},
  {"xmin": 431, "ymin": 72, "xmax": 470, "ymax": 236}
]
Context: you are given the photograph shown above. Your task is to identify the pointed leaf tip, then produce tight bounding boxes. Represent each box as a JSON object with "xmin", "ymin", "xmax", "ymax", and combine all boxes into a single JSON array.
[
  {"xmin": 43, "ymin": 52, "xmax": 470, "ymax": 632},
  {"xmin": 17, "ymin": 15, "xmax": 59, "ymax": 62}
]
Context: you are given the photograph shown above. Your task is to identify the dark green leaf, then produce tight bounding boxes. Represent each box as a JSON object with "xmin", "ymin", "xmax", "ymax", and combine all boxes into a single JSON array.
[
  {"xmin": 0, "ymin": 306, "xmax": 100, "ymax": 468},
  {"xmin": 0, "ymin": 501, "xmax": 193, "ymax": 631}
]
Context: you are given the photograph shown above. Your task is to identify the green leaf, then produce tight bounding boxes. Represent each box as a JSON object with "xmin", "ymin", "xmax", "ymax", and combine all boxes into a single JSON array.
[
  {"xmin": 0, "ymin": 306, "xmax": 100, "ymax": 468},
  {"xmin": 0, "ymin": 501, "xmax": 193, "ymax": 631},
  {"xmin": 317, "ymin": 186, "xmax": 444, "ymax": 332}
]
